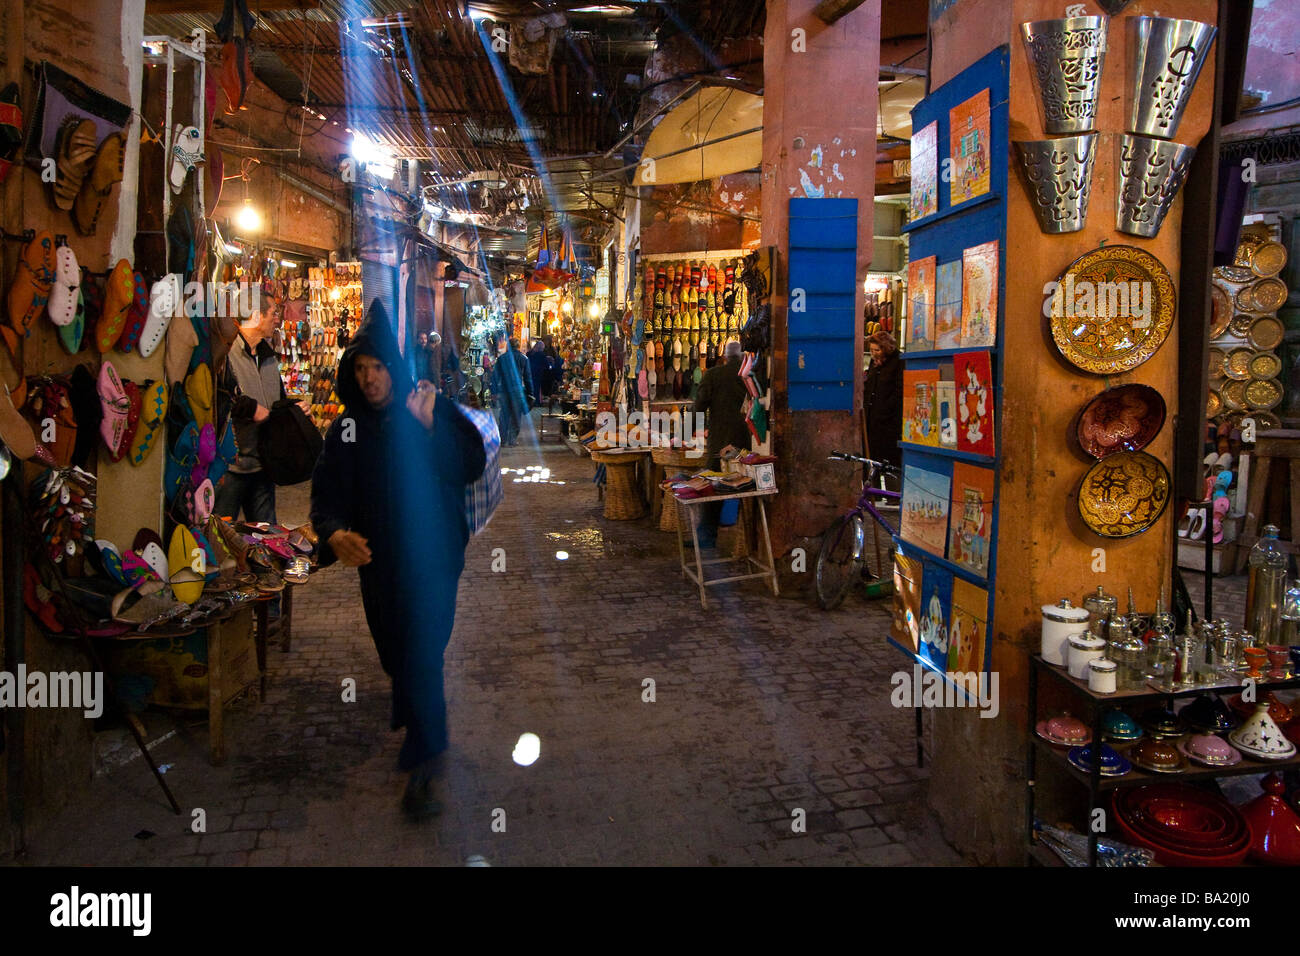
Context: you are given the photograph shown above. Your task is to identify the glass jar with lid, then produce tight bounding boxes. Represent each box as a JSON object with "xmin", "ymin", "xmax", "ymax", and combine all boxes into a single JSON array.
[{"xmin": 1107, "ymin": 615, "xmax": 1146, "ymax": 691}]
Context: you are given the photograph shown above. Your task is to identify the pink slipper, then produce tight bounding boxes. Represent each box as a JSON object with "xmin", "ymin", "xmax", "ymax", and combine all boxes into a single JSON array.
[
  {"xmin": 46, "ymin": 244, "xmax": 80, "ymax": 327},
  {"xmin": 121, "ymin": 549, "xmax": 161, "ymax": 587},
  {"xmin": 97, "ymin": 360, "xmax": 130, "ymax": 456},
  {"xmin": 191, "ymin": 422, "xmax": 216, "ymax": 487},
  {"xmin": 192, "ymin": 477, "xmax": 215, "ymax": 522}
]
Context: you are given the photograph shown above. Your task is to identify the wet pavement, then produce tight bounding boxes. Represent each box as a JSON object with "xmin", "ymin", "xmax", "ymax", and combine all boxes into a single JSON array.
[{"xmin": 15, "ymin": 411, "xmax": 968, "ymax": 867}]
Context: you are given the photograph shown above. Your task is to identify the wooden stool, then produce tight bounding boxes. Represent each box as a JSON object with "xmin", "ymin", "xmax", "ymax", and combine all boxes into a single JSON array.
[
  {"xmin": 590, "ymin": 449, "xmax": 646, "ymax": 520},
  {"xmin": 1235, "ymin": 431, "xmax": 1300, "ymax": 571}
]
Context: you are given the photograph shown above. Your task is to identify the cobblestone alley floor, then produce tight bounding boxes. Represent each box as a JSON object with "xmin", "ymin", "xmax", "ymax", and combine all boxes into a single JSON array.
[{"xmin": 20, "ymin": 415, "xmax": 972, "ymax": 866}]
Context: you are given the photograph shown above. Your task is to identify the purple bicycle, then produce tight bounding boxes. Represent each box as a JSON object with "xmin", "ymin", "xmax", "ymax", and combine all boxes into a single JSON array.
[{"xmin": 814, "ymin": 451, "xmax": 901, "ymax": 610}]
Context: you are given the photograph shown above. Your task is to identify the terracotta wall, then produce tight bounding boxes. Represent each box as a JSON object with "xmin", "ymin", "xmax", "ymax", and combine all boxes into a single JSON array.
[
  {"xmin": 927, "ymin": 0, "xmax": 1217, "ymax": 863},
  {"xmin": 639, "ymin": 172, "xmax": 761, "ymax": 255}
]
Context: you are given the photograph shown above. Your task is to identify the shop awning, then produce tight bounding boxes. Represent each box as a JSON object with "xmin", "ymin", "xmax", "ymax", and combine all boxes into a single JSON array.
[{"xmin": 632, "ymin": 86, "xmax": 763, "ymax": 186}]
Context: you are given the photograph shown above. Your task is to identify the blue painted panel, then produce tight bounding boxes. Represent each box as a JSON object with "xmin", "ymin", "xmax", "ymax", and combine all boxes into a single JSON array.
[
  {"xmin": 789, "ymin": 216, "xmax": 857, "ymax": 249},
  {"xmin": 788, "ymin": 197, "xmax": 859, "ymax": 411},
  {"xmin": 788, "ymin": 338, "xmax": 855, "ymax": 382},
  {"xmin": 788, "ymin": 250, "xmax": 856, "ymax": 293},
  {"xmin": 789, "ymin": 382, "xmax": 853, "ymax": 409}
]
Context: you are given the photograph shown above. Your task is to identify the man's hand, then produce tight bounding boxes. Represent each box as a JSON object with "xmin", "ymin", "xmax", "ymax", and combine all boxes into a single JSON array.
[
  {"xmin": 328, "ymin": 529, "xmax": 372, "ymax": 567},
  {"xmin": 297, "ymin": 399, "xmax": 312, "ymax": 416},
  {"xmin": 406, "ymin": 380, "xmax": 437, "ymax": 430},
  {"xmin": 253, "ymin": 404, "xmax": 270, "ymax": 423}
]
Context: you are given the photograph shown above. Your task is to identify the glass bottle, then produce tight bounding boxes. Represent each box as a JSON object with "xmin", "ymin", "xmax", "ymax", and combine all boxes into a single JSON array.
[
  {"xmin": 1246, "ymin": 525, "xmax": 1288, "ymax": 645},
  {"xmin": 1281, "ymin": 579, "xmax": 1300, "ymax": 648}
]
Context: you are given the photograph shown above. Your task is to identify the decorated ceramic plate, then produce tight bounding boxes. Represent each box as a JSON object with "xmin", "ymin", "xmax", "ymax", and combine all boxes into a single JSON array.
[
  {"xmin": 1249, "ymin": 351, "xmax": 1282, "ymax": 381},
  {"xmin": 1049, "ymin": 246, "xmax": 1176, "ymax": 375},
  {"xmin": 1221, "ymin": 380, "xmax": 1247, "ymax": 411},
  {"xmin": 1249, "ymin": 315, "xmax": 1285, "ymax": 351},
  {"xmin": 1224, "ymin": 347, "xmax": 1253, "ymax": 381},
  {"xmin": 1215, "ymin": 264, "xmax": 1255, "ymax": 284},
  {"xmin": 1253, "ymin": 277, "xmax": 1288, "ymax": 312},
  {"xmin": 1078, "ymin": 450, "xmax": 1171, "ymax": 538},
  {"xmin": 1246, "ymin": 378, "xmax": 1283, "ymax": 411},
  {"xmin": 1207, "ymin": 346, "xmax": 1226, "ymax": 380},
  {"xmin": 1210, "ymin": 285, "xmax": 1231, "ymax": 339},
  {"xmin": 1251, "ymin": 240, "xmax": 1288, "ymax": 277},
  {"xmin": 1229, "ymin": 312, "xmax": 1255, "ymax": 336},
  {"xmin": 1206, "ymin": 389, "xmax": 1222, "ymax": 418},
  {"xmin": 1076, "ymin": 384, "xmax": 1166, "ymax": 459}
]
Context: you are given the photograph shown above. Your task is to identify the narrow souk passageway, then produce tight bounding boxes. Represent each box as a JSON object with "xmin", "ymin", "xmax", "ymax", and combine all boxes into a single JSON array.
[{"xmin": 20, "ymin": 417, "xmax": 959, "ymax": 866}]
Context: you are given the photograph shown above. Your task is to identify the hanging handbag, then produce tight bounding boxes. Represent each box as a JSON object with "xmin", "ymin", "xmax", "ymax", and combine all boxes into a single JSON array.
[{"xmin": 459, "ymin": 403, "xmax": 503, "ymax": 535}]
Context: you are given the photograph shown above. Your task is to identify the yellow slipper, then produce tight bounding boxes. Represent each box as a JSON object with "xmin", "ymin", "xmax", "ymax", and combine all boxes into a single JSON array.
[
  {"xmin": 185, "ymin": 364, "xmax": 212, "ymax": 429},
  {"xmin": 168, "ymin": 525, "xmax": 205, "ymax": 604},
  {"xmin": 129, "ymin": 379, "xmax": 168, "ymax": 465}
]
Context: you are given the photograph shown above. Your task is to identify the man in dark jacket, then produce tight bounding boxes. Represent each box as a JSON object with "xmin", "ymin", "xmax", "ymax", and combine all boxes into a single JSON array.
[
  {"xmin": 863, "ymin": 331, "xmax": 903, "ymax": 469},
  {"xmin": 527, "ymin": 340, "xmax": 550, "ymax": 407},
  {"xmin": 490, "ymin": 337, "xmax": 533, "ymax": 445},
  {"xmin": 310, "ymin": 301, "xmax": 486, "ymax": 820},
  {"xmin": 693, "ymin": 340, "xmax": 751, "ymax": 548}
]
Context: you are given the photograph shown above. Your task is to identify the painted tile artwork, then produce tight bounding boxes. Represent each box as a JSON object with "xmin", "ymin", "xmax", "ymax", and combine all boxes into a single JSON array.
[
  {"xmin": 909, "ymin": 121, "xmax": 938, "ymax": 221},
  {"xmin": 960, "ymin": 240, "xmax": 998, "ymax": 348},
  {"xmin": 949, "ymin": 88, "xmax": 990, "ymax": 206},
  {"xmin": 948, "ymin": 577, "xmax": 989, "ymax": 674},
  {"xmin": 902, "ymin": 368, "xmax": 940, "ymax": 446},
  {"xmin": 906, "ymin": 255, "xmax": 936, "ymax": 352},
  {"xmin": 919, "ymin": 563, "xmax": 953, "ymax": 672},
  {"xmin": 935, "ymin": 260, "xmax": 962, "ymax": 350},
  {"xmin": 948, "ymin": 462, "xmax": 994, "ymax": 577},
  {"xmin": 892, "ymin": 551, "xmax": 923, "ymax": 653},
  {"xmin": 954, "ymin": 351, "xmax": 994, "ymax": 457},
  {"xmin": 901, "ymin": 463, "xmax": 951, "ymax": 557}
]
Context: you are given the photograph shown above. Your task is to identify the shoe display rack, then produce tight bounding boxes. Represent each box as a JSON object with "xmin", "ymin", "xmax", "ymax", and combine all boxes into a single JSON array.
[
  {"xmin": 305, "ymin": 261, "xmax": 362, "ymax": 433},
  {"xmin": 1026, "ymin": 654, "xmax": 1300, "ymax": 867}
]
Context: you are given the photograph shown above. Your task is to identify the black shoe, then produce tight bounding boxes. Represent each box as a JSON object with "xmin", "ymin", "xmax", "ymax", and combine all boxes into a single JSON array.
[{"xmin": 402, "ymin": 774, "xmax": 442, "ymax": 821}]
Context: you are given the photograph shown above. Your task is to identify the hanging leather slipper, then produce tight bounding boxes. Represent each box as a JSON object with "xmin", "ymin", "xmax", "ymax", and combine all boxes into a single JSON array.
[
  {"xmin": 97, "ymin": 259, "xmax": 133, "ymax": 352},
  {"xmin": 139, "ymin": 274, "xmax": 179, "ymax": 359},
  {"xmin": 59, "ymin": 285, "xmax": 86, "ymax": 354},
  {"xmin": 117, "ymin": 271, "xmax": 150, "ymax": 353},
  {"xmin": 137, "ymin": 538, "xmax": 169, "ymax": 584},
  {"xmin": 169, "ymin": 124, "xmax": 203, "ymax": 194},
  {"xmin": 129, "ymin": 378, "xmax": 168, "ymax": 466},
  {"xmin": 4, "ymin": 231, "xmax": 56, "ymax": 356},
  {"xmin": 0, "ymin": 382, "xmax": 52, "ymax": 463},
  {"xmin": 94, "ymin": 540, "xmax": 132, "ymax": 588},
  {"xmin": 51, "ymin": 117, "xmax": 98, "ymax": 211},
  {"xmin": 165, "ymin": 309, "xmax": 200, "ymax": 385},
  {"xmin": 0, "ymin": 83, "xmax": 21, "ymax": 149},
  {"xmin": 185, "ymin": 364, "xmax": 213, "ymax": 430},
  {"xmin": 47, "ymin": 243, "xmax": 81, "ymax": 327},
  {"xmin": 72, "ymin": 131, "xmax": 126, "ymax": 237},
  {"xmin": 192, "ymin": 477, "xmax": 215, "ymax": 522},
  {"xmin": 114, "ymin": 379, "xmax": 143, "ymax": 463},
  {"xmin": 97, "ymin": 360, "xmax": 131, "ymax": 459}
]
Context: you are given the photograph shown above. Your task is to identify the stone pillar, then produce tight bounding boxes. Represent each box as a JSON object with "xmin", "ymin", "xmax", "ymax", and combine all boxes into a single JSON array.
[
  {"xmin": 761, "ymin": 0, "xmax": 881, "ymax": 560},
  {"xmin": 927, "ymin": 0, "xmax": 1216, "ymax": 863}
]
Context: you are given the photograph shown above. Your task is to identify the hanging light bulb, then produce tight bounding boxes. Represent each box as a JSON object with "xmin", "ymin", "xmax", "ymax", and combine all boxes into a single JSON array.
[{"xmin": 237, "ymin": 199, "xmax": 262, "ymax": 233}]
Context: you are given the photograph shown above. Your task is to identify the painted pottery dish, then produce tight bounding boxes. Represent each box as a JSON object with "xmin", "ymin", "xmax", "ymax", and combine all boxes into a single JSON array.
[
  {"xmin": 1130, "ymin": 738, "xmax": 1188, "ymax": 773},
  {"xmin": 1227, "ymin": 692, "xmax": 1292, "ymax": 726},
  {"xmin": 1180, "ymin": 694, "xmax": 1239, "ymax": 733},
  {"xmin": 1252, "ymin": 277, "xmax": 1288, "ymax": 312},
  {"xmin": 1036, "ymin": 715, "xmax": 1092, "ymax": 747},
  {"xmin": 1177, "ymin": 734, "xmax": 1243, "ymax": 768},
  {"xmin": 1102, "ymin": 709, "xmax": 1143, "ymax": 742},
  {"xmin": 1138, "ymin": 706, "xmax": 1186, "ymax": 739},
  {"xmin": 1077, "ymin": 450, "xmax": 1170, "ymax": 538},
  {"xmin": 1229, "ymin": 312, "xmax": 1255, "ymax": 336},
  {"xmin": 1221, "ymin": 379, "xmax": 1247, "ymax": 412},
  {"xmin": 1206, "ymin": 390, "xmax": 1221, "ymax": 419},
  {"xmin": 1076, "ymin": 384, "xmax": 1165, "ymax": 459},
  {"xmin": 1216, "ymin": 264, "xmax": 1255, "ymax": 284},
  {"xmin": 1210, "ymin": 284, "xmax": 1231, "ymax": 338},
  {"xmin": 1068, "ymin": 743, "xmax": 1131, "ymax": 777},
  {"xmin": 1251, "ymin": 240, "xmax": 1288, "ymax": 278},
  {"xmin": 1246, "ymin": 378, "xmax": 1283, "ymax": 411},
  {"xmin": 1249, "ymin": 315, "xmax": 1285, "ymax": 351},
  {"xmin": 1234, "ymin": 283, "xmax": 1257, "ymax": 312},
  {"xmin": 1049, "ymin": 245, "xmax": 1175, "ymax": 375},
  {"xmin": 1224, "ymin": 347, "xmax": 1252, "ymax": 380},
  {"xmin": 1136, "ymin": 797, "xmax": 1232, "ymax": 842},
  {"xmin": 1249, "ymin": 351, "xmax": 1282, "ymax": 381}
]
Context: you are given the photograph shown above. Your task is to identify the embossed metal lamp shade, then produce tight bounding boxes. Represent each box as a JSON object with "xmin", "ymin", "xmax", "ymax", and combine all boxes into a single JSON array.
[
  {"xmin": 1021, "ymin": 17, "xmax": 1107, "ymax": 135},
  {"xmin": 1014, "ymin": 134, "xmax": 1097, "ymax": 234},
  {"xmin": 1127, "ymin": 16, "xmax": 1217, "ymax": 140},
  {"xmin": 1117, "ymin": 134, "xmax": 1196, "ymax": 238}
]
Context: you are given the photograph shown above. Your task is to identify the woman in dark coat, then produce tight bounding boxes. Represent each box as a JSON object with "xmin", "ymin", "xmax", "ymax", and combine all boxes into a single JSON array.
[{"xmin": 863, "ymin": 330, "xmax": 903, "ymax": 469}]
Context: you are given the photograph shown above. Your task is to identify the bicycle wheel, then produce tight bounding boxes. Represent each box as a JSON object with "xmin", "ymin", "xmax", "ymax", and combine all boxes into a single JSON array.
[{"xmin": 815, "ymin": 514, "xmax": 863, "ymax": 610}]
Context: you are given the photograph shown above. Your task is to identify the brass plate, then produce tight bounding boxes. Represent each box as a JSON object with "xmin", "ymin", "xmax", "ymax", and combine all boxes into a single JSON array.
[
  {"xmin": 1249, "ymin": 351, "xmax": 1282, "ymax": 380},
  {"xmin": 1221, "ymin": 379, "xmax": 1247, "ymax": 411},
  {"xmin": 1211, "ymin": 284, "xmax": 1232, "ymax": 338},
  {"xmin": 1252, "ymin": 240, "xmax": 1288, "ymax": 277},
  {"xmin": 1208, "ymin": 346, "xmax": 1226, "ymax": 381},
  {"xmin": 1253, "ymin": 412, "xmax": 1281, "ymax": 430},
  {"xmin": 1078, "ymin": 451, "xmax": 1171, "ymax": 539},
  {"xmin": 1253, "ymin": 277, "xmax": 1288, "ymax": 312},
  {"xmin": 1215, "ymin": 264, "xmax": 1255, "ymax": 284},
  {"xmin": 1249, "ymin": 316, "xmax": 1285, "ymax": 351},
  {"xmin": 1049, "ymin": 245, "xmax": 1176, "ymax": 375},
  {"xmin": 1206, "ymin": 389, "xmax": 1222, "ymax": 418},
  {"xmin": 1246, "ymin": 378, "xmax": 1283, "ymax": 410},
  {"xmin": 1229, "ymin": 312, "xmax": 1255, "ymax": 336},
  {"xmin": 1224, "ymin": 347, "xmax": 1253, "ymax": 380},
  {"xmin": 1234, "ymin": 284, "xmax": 1257, "ymax": 312}
]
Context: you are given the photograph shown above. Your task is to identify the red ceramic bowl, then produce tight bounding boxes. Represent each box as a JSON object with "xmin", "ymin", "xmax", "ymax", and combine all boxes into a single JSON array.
[
  {"xmin": 1112, "ymin": 808, "xmax": 1251, "ymax": 867},
  {"xmin": 1121, "ymin": 805, "xmax": 1246, "ymax": 855},
  {"xmin": 1142, "ymin": 798, "xmax": 1231, "ymax": 839},
  {"xmin": 1114, "ymin": 786, "xmax": 1251, "ymax": 857}
]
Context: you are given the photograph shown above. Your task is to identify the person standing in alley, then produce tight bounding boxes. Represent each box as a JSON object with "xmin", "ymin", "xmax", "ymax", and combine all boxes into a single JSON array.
[
  {"xmin": 491, "ymin": 336, "xmax": 532, "ymax": 445},
  {"xmin": 310, "ymin": 301, "xmax": 486, "ymax": 821},
  {"xmin": 863, "ymin": 330, "xmax": 903, "ymax": 470},
  {"xmin": 693, "ymin": 339, "xmax": 751, "ymax": 549}
]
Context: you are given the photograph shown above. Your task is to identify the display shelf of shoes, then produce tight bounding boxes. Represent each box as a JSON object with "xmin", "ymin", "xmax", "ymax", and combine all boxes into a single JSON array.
[
  {"xmin": 305, "ymin": 262, "xmax": 362, "ymax": 433},
  {"xmin": 1026, "ymin": 653, "xmax": 1300, "ymax": 867}
]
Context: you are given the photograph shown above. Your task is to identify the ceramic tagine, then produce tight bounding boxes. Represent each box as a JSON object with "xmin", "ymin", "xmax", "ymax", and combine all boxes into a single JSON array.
[
  {"xmin": 1240, "ymin": 773, "xmax": 1300, "ymax": 866},
  {"xmin": 1229, "ymin": 703, "xmax": 1298, "ymax": 761}
]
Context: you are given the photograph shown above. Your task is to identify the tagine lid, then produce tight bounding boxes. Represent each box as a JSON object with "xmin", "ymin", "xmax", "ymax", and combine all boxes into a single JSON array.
[{"xmin": 1229, "ymin": 703, "xmax": 1298, "ymax": 760}]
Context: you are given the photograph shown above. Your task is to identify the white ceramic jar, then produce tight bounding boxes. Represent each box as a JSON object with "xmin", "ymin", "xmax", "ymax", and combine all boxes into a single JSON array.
[
  {"xmin": 1068, "ymin": 633, "xmax": 1107, "ymax": 680},
  {"xmin": 1088, "ymin": 657, "xmax": 1118, "ymax": 694},
  {"xmin": 1042, "ymin": 598, "xmax": 1091, "ymax": 665}
]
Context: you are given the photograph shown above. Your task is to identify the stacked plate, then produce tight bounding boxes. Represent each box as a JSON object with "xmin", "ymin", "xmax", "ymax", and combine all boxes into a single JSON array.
[{"xmin": 1111, "ymin": 784, "xmax": 1252, "ymax": 866}]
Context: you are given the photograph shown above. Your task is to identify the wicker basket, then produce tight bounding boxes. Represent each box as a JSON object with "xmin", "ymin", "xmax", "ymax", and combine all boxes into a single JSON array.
[
  {"xmin": 659, "ymin": 488, "xmax": 680, "ymax": 531},
  {"xmin": 602, "ymin": 458, "xmax": 645, "ymax": 520}
]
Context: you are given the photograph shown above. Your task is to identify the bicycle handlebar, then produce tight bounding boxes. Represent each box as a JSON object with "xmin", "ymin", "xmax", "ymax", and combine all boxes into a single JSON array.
[{"xmin": 827, "ymin": 451, "xmax": 897, "ymax": 473}]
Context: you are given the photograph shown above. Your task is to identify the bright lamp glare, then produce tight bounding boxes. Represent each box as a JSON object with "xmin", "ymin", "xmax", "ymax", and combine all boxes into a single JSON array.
[
  {"xmin": 587, "ymin": 302, "xmax": 599, "ymax": 318},
  {"xmin": 236, "ymin": 202, "xmax": 262, "ymax": 233},
  {"xmin": 561, "ymin": 300, "xmax": 573, "ymax": 314},
  {"xmin": 512, "ymin": 733, "xmax": 541, "ymax": 766}
]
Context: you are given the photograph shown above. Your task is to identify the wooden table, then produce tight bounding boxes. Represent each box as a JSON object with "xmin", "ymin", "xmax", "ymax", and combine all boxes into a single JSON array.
[
  {"xmin": 589, "ymin": 447, "xmax": 652, "ymax": 519},
  {"xmin": 673, "ymin": 488, "xmax": 780, "ymax": 608},
  {"xmin": 649, "ymin": 444, "xmax": 707, "ymax": 522}
]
